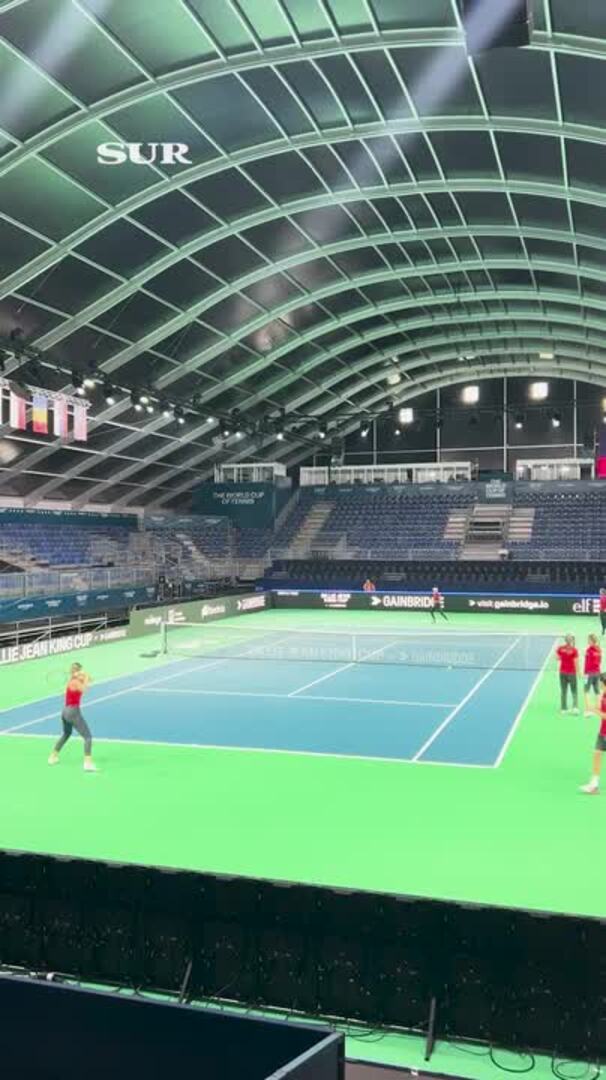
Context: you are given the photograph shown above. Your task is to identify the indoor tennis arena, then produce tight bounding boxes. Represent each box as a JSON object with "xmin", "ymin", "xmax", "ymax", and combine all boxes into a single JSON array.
[{"xmin": 0, "ymin": 2, "xmax": 605, "ymax": 1078}]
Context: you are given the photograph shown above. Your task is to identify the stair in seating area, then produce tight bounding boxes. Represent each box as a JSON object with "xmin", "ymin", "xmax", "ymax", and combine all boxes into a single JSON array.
[
  {"xmin": 460, "ymin": 503, "xmax": 511, "ymax": 561},
  {"xmin": 444, "ymin": 508, "xmax": 469, "ymax": 542},
  {"xmin": 507, "ymin": 506, "xmax": 535, "ymax": 542},
  {"xmin": 287, "ymin": 502, "xmax": 335, "ymax": 556}
]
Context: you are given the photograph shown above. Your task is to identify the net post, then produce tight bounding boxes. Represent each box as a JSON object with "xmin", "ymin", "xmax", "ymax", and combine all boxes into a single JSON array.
[
  {"xmin": 352, "ymin": 634, "xmax": 357, "ymax": 663},
  {"xmin": 160, "ymin": 620, "xmax": 168, "ymax": 655}
]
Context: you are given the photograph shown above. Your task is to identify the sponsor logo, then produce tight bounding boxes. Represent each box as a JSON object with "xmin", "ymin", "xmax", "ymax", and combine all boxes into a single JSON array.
[
  {"xmin": 96, "ymin": 142, "xmax": 192, "ymax": 166},
  {"xmin": 236, "ymin": 595, "xmax": 266, "ymax": 612},
  {"xmin": 372, "ymin": 594, "xmax": 434, "ymax": 610},
  {"xmin": 275, "ymin": 590, "xmax": 300, "ymax": 597},
  {"xmin": 320, "ymin": 592, "xmax": 351, "ymax": 609},
  {"xmin": 144, "ymin": 614, "xmax": 163, "ymax": 627},
  {"xmin": 572, "ymin": 597, "xmax": 600, "ymax": 615},
  {"xmin": 468, "ymin": 597, "xmax": 550, "ymax": 612},
  {"xmin": 201, "ymin": 603, "xmax": 226, "ymax": 619},
  {"xmin": 166, "ymin": 607, "xmax": 187, "ymax": 624}
]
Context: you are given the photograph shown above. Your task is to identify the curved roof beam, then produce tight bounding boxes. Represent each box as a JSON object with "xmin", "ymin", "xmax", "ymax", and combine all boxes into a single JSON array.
[
  {"xmin": 73, "ymin": 326, "xmax": 606, "ymax": 507},
  {"xmin": 35, "ymin": 220, "xmax": 606, "ymax": 354},
  {"xmin": 8, "ymin": 124, "xmax": 606, "ymax": 302},
  {"xmin": 99, "ymin": 340, "xmax": 606, "ymax": 510},
  {"xmin": 10, "ymin": 288, "xmax": 606, "ymax": 489},
  {"xmin": 147, "ymin": 354, "xmax": 604, "ymax": 511},
  {"xmin": 2, "ymin": 20, "xmax": 604, "ymax": 181},
  {"xmin": 147, "ymin": 273, "xmax": 606, "ymax": 394}
]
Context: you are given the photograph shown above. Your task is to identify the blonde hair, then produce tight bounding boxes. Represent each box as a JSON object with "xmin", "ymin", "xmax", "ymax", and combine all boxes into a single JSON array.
[{"xmin": 588, "ymin": 634, "xmax": 599, "ymax": 646}]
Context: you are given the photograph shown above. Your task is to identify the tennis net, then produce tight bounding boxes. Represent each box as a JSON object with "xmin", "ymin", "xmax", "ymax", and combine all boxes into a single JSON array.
[{"xmin": 161, "ymin": 622, "xmax": 557, "ymax": 672}]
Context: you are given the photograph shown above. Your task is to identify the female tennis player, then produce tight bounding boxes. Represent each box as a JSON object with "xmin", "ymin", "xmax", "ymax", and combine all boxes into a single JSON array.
[
  {"xmin": 48, "ymin": 662, "xmax": 97, "ymax": 771},
  {"xmin": 583, "ymin": 633, "xmax": 602, "ymax": 717},
  {"xmin": 580, "ymin": 672, "xmax": 606, "ymax": 794},
  {"xmin": 556, "ymin": 634, "xmax": 579, "ymax": 714},
  {"xmin": 430, "ymin": 586, "xmax": 448, "ymax": 623}
]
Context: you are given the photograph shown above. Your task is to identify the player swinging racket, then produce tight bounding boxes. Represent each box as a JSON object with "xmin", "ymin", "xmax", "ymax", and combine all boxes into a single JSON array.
[
  {"xmin": 556, "ymin": 634, "xmax": 579, "ymax": 715},
  {"xmin": 430, "ymin": 586, "xmax": 448, "ymax": 623},
  {"xmin": 48, "ymin": 662, "xmax": 97, "ymax": 772},
  {"xmin": 583, "ymin": 633, "xmax": 602, "ymax": 717},
  {"xmin": 580, "ymin": 672, "xmax": 606, "ymax": 795}
]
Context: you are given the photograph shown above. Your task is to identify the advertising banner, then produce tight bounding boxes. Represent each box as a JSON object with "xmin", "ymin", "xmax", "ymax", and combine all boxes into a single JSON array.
[
  {"xmin": 272, "ymin": 590, "xmax": 601, "ymax": 617},
  {"xmin": 128, "ymin": 591, "xmax": 269, "ymax": 638},
  {"xmin": 191, "ymin": 483, "xmax": 275, "ymax": 528},
  {"xmin": 0, "ymin": 585, "xmax": 156, "ymax": 624},
  {"xmin": 0, "ymin": 625, "xmax": 128, "ymax": 667}
]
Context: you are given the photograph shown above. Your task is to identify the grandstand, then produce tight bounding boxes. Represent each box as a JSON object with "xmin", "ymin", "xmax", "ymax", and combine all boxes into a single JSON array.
[{"xmin": 2, "ymin": 2, "xmax": 606, "ymax": 1077}]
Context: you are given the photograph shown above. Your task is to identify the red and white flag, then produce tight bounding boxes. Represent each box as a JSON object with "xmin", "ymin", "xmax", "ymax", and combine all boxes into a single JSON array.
[
  {"xmin": 73, "ymin": 402, "xmax": 88, "ymax": 442},
  {"xmin": 53, "ymin": 396, "xmax": 68, "ymax": 438},
  {"xmin": 9, "ymin": 385, "xmax": 27, "ymax": 430}
]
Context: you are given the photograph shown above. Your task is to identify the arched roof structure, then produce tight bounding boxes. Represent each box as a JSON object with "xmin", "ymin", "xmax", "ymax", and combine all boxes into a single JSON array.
[{"xmin": 1, "ymin": 0, "xmax": 606, "ymax": 506}]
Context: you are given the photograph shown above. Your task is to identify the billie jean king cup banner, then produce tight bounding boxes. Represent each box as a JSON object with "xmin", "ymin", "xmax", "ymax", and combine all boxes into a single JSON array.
[{"xmin": 0, "ymin": 626, "xmax": 128, "ymax": 667}]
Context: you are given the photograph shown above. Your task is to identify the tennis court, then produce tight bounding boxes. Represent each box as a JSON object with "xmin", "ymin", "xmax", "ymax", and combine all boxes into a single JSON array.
[
  {"xmin": 0, "ymin": 608, "xmax": 604, "ymax": 920},
  {"xmin": 0, "ymin": 618, "xmax": 555, "ymax": 767}
]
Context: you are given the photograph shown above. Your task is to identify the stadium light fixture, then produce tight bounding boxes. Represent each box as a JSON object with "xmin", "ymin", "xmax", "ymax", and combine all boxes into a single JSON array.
[
  {"xmin": 318, "ymin": 424, "xmax": 327, "ymax": 440},
  {"xmin": 359, "ymin": 419, "xmax": 370, "ymax": 438},
  {"xmin": 103, "ymin": 381, "xmax": 116, "ymax": 405},
  {"xmin": 130, "ymin": 390, "xmax": 143, "ymax": 412},
  {"xmin": 398, "ymin": 407, "xmax": 414, "ymax": 425},
  {"xmin": 551, "ymin": 411, "xmax": 561, "ymax": 428},
  {"xmin": 174, "ymin": 406, "xmax": 185, "ymax": 425},
  {"xmin": 462, "ymin": 385, "xmax": 479, "ymax": 405},
  {"xmin": 514, "ymin": 413, "xmax": 524, "ymax": 430},
  {"xmin": 71, "ymin": 370, "xmax": 86, "ymax": 396},
  {"xmin": 530, "ymin": 381, "xmax": 549, "ymax": 401},
  {"xmin": 139, "ymin": 392, "xmax": 150, "ymax": 406},
  {"xmin": 539, "ymin": 351, "xmax": 554, "ymax": 360},
  {"xmin": 146, "ymin": 403, "xmax": 154, "ymax": 414}
]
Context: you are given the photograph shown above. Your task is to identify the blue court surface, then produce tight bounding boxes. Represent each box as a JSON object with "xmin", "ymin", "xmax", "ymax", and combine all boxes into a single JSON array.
[{"xmin": 0, "ymin": 629, "xmax": 556, "ymax": 767}]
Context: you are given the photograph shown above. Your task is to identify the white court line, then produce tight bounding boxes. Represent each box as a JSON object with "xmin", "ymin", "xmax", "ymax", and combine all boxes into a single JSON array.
[
  {"xmin": 6, "ymin": 731, "xmax": 493, "ymax": 767},
  {"xmin": 287, "ymin": 662, "xmax": 355, "ymax": 697},
  {"xmin": 0, "ymin": 656, "xmax": 230, "ymax": 735},
  {"xmin": 492, "ymin": 637, "xmax": 558, "ymax": 769},
  {"xmin": 287, "ymin": 637, "xmax": 400, "ymax": 698},
  {"xmin": 140, "ymin": 687, "xmax": 456, "ymax": 708},
  {"xmin": 411, "ymin": 636, "xmax": 522, "ymax": 762}
]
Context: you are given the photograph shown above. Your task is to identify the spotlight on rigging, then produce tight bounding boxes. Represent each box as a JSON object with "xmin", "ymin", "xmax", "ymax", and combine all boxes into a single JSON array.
[
  {"xmin": 103, "ymin": 381, "xmax": 116, "ymax": 405},
  {"xmin": 130, "ymin": 390, "xmax": 144, "ymax": 412},
  {"xmin": 160, "ymin": 400, "xmax": 172, "ymax": 418},
  {"xmin": 318, "ymin": 424, "xmax": 327, "ymax": 440},
  {"xmin": 174, "ymin": 406, "xmax": 185, "ymax": 425},
  {"xmin": 71, "ymin": 371, "xmax": 86, "ymax": 396},
  {"xmin": 359, "ymin": 419, "xmax": 370, "ymax": 438},
  {"xmin": 551, "ymin": 411, "xmax": 561, "ymax": 429},
  {"xmin": 514, "ymin": 413, "xmax": 524, "ymax": 430}
]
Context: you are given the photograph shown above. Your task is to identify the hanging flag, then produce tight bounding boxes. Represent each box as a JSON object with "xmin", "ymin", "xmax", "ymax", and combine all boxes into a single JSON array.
[
  {"xmin": 53, "ymin": 396, "xmax": 68, "ymax": 438},
  {"xmin": 73, "ymin": 402, "xmax": 88, "ymax": 442},
  {"xmin": 597, "ymin": 426, "xmax": 606, "ymax": 479},
  {"xmin": 32, "ymin": 393, "xmax": 48, "ymax": 434},
  {"xmin": 9, "ymin": 385, "xmax": 27, "ymax": 430}
]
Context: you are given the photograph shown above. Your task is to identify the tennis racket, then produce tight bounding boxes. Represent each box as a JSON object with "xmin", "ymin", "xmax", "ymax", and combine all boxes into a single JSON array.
[{"xmin": 44, "ymin": 667, "xmax": 70, "ymax": 691}]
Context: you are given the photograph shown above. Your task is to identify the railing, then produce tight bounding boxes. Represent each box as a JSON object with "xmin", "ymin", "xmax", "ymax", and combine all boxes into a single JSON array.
[
  {"xmin": 267, "ymin": 545, "xmax": 460, "ymax": 563},
  {"xmin": 0, "ymin": 564, "xmax": 159, "ymax": 600}
]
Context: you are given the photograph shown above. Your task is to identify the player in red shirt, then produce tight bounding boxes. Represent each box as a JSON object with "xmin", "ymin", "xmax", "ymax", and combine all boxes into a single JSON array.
[
  {"xmin": 583, "ymin": 633, "xmax": 602, "ymax": 717},
  {"xmin": 430, "ymin": 586, "xmax": 448, "ymax": 623},
  {"xmin": 599, "ymin": 589, "xmax": 606, "ymax": 636},
  {"xmin": 580, "ymin": 672, "xmax": 606, "ymax": 794},
  {"xmin": 556, "ymin": 634, "xmax": 579, "ymax": 714},
  {"xmin": 48, "ymin": 662, "xmax": 97, "ymax": 772}
]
